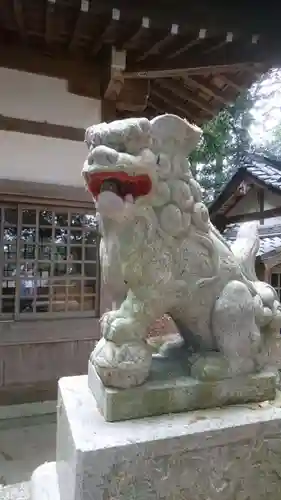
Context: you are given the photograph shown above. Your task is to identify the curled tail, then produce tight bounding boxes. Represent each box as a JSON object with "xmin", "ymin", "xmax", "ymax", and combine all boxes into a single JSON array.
[
  {"xmin": 230, "ymin": 222, "xmax": 281, "ymax": 333},
  {"xmin": 230, "ymin": 221, "xmax": 260, "ymax": 282}
]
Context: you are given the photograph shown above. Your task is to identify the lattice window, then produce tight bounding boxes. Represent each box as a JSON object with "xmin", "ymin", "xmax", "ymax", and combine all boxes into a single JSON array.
[
  {"xmin": 0, "ymin": 203, "xmax": 100, "ymax": 319},
  {"xmin": 271, "ymin": 271, "xmax": 281, "ymax": 301}
]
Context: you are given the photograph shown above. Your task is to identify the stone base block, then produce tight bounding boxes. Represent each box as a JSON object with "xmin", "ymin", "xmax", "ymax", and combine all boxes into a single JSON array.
[
  {"xmin": 0, "ymin": 482, "xmax": 30, "ymax": 500},
  {"xmin": 30, "ymin": 375, "xmax": 281, "ymax": 500},
  {"xmin": 88, "ymin": 355, "xmax": 277, "ymax": 421}
]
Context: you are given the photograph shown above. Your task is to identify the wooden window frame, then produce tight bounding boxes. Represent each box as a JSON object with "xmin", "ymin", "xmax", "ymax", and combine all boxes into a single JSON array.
[{"xmin": 0, "ymin": 200, "xmax": 100, "ymax": 322}]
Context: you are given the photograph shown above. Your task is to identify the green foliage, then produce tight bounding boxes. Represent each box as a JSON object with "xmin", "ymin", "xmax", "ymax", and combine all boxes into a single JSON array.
[
  {"xmin": 262, "ymin": 123, "xmax": 281, "ymax": 159},
  {"xmin": 189, "ymin": 90, "xmax": 255, "ymax": 204}
]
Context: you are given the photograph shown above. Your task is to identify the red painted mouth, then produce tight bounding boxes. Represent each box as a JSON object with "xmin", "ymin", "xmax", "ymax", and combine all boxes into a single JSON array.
[{"xmin": 86, "ymin": 171, "xmax": 152, "ymax": 199}]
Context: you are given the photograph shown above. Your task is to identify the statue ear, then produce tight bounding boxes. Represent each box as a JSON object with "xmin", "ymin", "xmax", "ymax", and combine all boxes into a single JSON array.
[{"xmin": 150, "ymin": 114, "xmax": 202, "ymax": 155}]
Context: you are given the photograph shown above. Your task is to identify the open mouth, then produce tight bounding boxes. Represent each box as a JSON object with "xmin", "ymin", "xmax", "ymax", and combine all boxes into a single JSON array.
[{"xmin": 86, "ymin": 171, "xmax": 152, "ymax": 200}]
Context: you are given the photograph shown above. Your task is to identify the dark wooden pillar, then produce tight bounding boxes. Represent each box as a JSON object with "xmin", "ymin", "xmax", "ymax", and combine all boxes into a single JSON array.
[
  {"xmin": 255, "ymin": 256, "xmax": 267, "ymax": 281},
  {"xmin": 101, "ymin": 100, "xmax": 117, "ymax": 122}
]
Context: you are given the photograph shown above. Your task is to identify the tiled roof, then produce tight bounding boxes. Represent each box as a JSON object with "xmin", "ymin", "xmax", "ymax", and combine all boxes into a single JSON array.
[
  {"xmin": 211, "ymin": 154, "xmax": 281, "ymax": 258},
  {"xmin": 209, "ymin": 154, "xmax": 281, "ymax": 217},
  {"xmin": 245, "ymin": 155, "xmax": 281, "ymax": 192},
  {"xmin": 223, "ymin": 223, "xmax": 281, "ymax": 258}
]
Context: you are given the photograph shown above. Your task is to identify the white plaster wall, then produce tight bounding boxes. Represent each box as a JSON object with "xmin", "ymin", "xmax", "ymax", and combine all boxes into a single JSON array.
[
  {"xmin": 264, "ymin": 191, "xmax": 281, "ymax": 210},
  {"xmin": 0, "ymin": 68, "xmax": 101, "ymax": 187},
  {"xmin": 227, "ymin": 186, "xmax": 281, "ymax": 227},
  {"xmin": 0, "ymin": 131, "xmax": 87, "ymax": 186},
  {"xmin": 227, "ymin": 187, "xmax": 259, "ymax": 216},
  {"xmin": 0, "ymin": 68, "xmax": 100, "ymax": 128}
]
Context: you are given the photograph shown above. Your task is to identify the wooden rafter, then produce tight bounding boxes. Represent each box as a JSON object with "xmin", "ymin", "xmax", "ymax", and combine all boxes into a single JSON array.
[
  {"xmin": 157, "ymin": 79, "xmax": 215, "ymax": 116},
  {"xmin": 216, "ymin": 75, "xmax": 245, "ymax": 92},
  {"xmin": 0, "ymin": 114, "xmax": 84, "ymax": 142},
  {"xmin": 181, "ymin": 76, "xmax": 231, "ymax": 105},
  {"xmin": 69, "ymin": 0, "xmax": 89, "ymax": 51},
  {"xmin": 2, "ymin": 1, "xmax": 279, "ymax": 125},
  {"xmin": 0, "ymin": 46, "xmax": 101, "ymax": 99},
  {"xmin": 137, "ymin": 25, "xmax": 179, "ymax": 62},
  {"xmin": 151, "ymin": 84, "xmax": 197, "ymax": 122},
  {"xmin": 13, "ymin": 0, "xmax": 26, "ymax": 41},
  {"xmin": 117, "ymin": 79, "xmax": 149, "ymax": 112},
  {"xmin": 45, "ymin": 0, "xmax": 56, "ymax": 45},
  {"xmin": 149, "ymin": 96, "xmax": 177, "ymax": 117},
  {"xmin": 124, "ymin": 42, "xmax": 274, "ymax": 79},
  {"xmin": 122, "ymin": 16, "xmax": 151, "ymax": 51},
  {"xmin": 91, "ymin": 8, "xmax": 121, "ymax": 57},
  {"xmin": 167, "ymin": 37, "xmax": 203, "ymax": 60},
  {"xmin": 87, "ymin": 1, "xmax": 281, "ymax": 39},
  {"xmin": 204, "ymin": 36, "xmax": 231, "ymax": 55},
  {"xmin": 149, "ymin": 94, "xmax": 200, "ymax": 124},
  {"xmin": 227, "ymin": 206, "xmax": 281, "ymax": 225}
]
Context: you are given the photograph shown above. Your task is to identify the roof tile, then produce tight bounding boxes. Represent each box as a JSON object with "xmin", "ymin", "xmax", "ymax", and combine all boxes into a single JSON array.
[{"xmin": 245, "ymin": 155, "xmax": 281, "ymax": 191}]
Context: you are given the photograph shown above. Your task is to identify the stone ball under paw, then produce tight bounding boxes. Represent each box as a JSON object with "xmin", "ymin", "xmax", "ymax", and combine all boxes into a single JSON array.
[{"xmin": 90, "ymin": 338, "xmax": 152, "ymax": 389}]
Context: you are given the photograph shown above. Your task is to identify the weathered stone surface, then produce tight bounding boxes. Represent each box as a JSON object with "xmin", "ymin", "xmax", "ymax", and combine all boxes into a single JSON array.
[
  {"xmin": 31, "ymin": 375, "xmax": 281, "ymax": 500},
  {"xmin": 31, "ymin": 462, "xmax": 59, "ymax": 500},
  {"xmin": 89, "ymin": 355, "xmax": 277, "ymax": 421},
  {"xmin": 0, "ymin": 482, "xmax": 30, "ymax": 500},
  {"xmin": 83, "ymin": 114, "xmax": 281, "ymax": 391}
]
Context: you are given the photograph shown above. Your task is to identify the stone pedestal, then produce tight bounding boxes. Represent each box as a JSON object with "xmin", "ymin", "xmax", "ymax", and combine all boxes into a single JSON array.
[
  {"xmin": 88, "ymin": 355, "xmax": 277, "ymax": 421},
  {"xmin": 31, "ymin": 375, "xmax": 281, "ymax": 500}
]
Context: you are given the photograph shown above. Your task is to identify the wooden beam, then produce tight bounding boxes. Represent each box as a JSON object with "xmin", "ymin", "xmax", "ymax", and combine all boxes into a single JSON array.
[
  {"xmin": 149, "ymin": 96, "xmax": 203, "ymax": 125},
  {"xmin": 69, "ymin": 0, "xmax": 90, "ymax": 52},
  {"xmin": 0, "ymin": 46, "xmax": 101, "ymax": 94},
  {"xmin": 88, "ymin": 1, "xmax": 281, "ymax": 40},
  {"xmin": 204, "ymin": 37, "xmax": 229, "ymax": 54},
  {"xmin": 13, "ymin": 0, "xmax": 26, "ymax": 41},
  {"xmin": 216, "ymin": 75, "xmax": 244, "ymax": 92},
  {"xmin": 168, "ymin": 37, "xmax": 202, "ymax": 60},
  {"xmin": 102, "ymin": 46, "xmax": 126, "ymax": 100},
  {"xmin": 227, "ymin": 205, "xmax": 281, "ymax": 225},
  {"xmin": 157, "ymin": 79, "xmax": 215, "ymax": 116},
  {"xmin": 0, "ymin": 115, "xmax": 84, "ymax": 142},
  {"xmin": 101, "ymin": 100, "xmax": 117, "ymax": 121},
  {"xmin": 116, "ymin": 80, "xmax": 149, "ymax": 112},
  {"xmin": 151, "ymin": 85, "xmax": 197, "ymax": 122},
  {"xmin": 209, "ymin": 168, "xmax": 248, "ymax": 218},
  {"xmin": 137, "ymin": 24, "xmax": 179, "ymax": 62},
  {"xmin": 91, "ymin": 8, "xmax": 121, "ymax": 57},
  {"xmin": 149, "ymin": 96, "xmax": 178, "ymax": 118},
  {"xmin": 122, "ymin": 16, "xmax": 151, "ymax": 51},
  {"xmin": 45, "ymin": 0, "xmax": 56, "ymax": 45},
  {"xmin": 181, "ymin": 76, "xmax": 231, "ymax": 105},
  {"xmin": 124, "ymin": 43, "xmax": 273, "ymax": 79}
]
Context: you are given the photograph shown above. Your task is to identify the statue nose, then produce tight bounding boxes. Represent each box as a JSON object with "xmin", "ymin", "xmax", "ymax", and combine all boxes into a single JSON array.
[{"xmin": 88, "ymin": 145, "xmax": 118, "ymax": 166}]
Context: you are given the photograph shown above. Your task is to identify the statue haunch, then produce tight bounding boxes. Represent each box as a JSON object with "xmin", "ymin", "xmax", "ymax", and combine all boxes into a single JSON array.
[{"xmin": 82, "ymin": 114, "xmax": 281, "ymax": 389}]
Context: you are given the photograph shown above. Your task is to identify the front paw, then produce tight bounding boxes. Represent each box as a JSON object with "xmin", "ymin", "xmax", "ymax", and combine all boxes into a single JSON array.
[
  {"xmin": 91, "ymin": 338, "xmax": 152, "ymax": 388},
  {"xmin": 104, "ymin": 316, "xmax": 145, "ymax": 344},
  {"xmin": 100, "ymin": 310, "xmax": 121, "ymax": 335}
]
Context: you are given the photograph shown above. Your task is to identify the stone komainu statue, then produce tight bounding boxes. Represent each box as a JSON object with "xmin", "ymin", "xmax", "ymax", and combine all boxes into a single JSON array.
[{"xmin": 82, "ymin": 114, "xmax": 281, "ymax": 389}]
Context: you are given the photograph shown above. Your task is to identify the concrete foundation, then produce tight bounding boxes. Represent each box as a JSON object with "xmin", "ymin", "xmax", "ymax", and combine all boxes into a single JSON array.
[{"xmin": 30, "ymin": 375, "xmax": 281, "ymax": 500}]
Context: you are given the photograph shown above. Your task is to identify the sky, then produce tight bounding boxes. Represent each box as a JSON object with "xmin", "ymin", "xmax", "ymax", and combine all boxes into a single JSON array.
[{"xmin": 249, "ymin": 68, "xmax": 281, "ymax": 145}]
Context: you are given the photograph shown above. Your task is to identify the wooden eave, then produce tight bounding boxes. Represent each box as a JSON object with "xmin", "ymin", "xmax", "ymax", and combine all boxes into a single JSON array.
[
  {"xmin": 0, "ymin": 0, "xmax": 281, "ymax": 123},
  {"xmin": 209, "ymin": 167, "xmax": 281, "ymax": 231}
]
